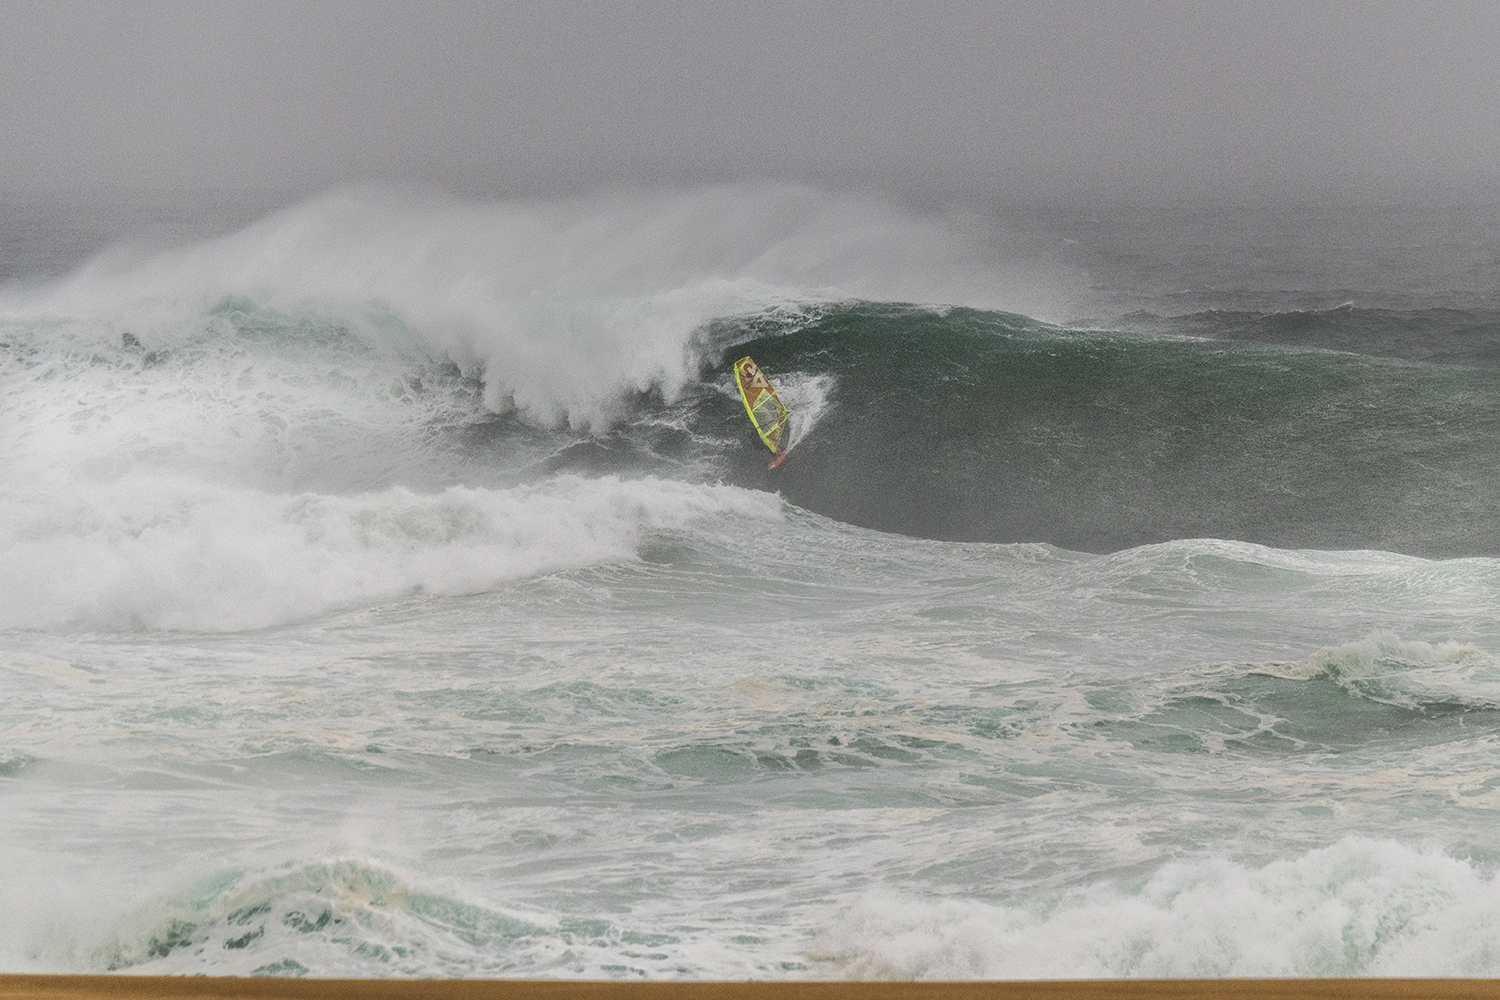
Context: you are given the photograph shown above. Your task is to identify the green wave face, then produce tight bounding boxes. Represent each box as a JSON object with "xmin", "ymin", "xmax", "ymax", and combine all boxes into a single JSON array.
[{"xmin": 711, "ymin": 303, "xmax": 1500, "ymax": 557}]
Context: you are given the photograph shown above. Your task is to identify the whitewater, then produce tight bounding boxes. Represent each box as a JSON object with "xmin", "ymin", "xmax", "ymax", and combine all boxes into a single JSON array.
[{"xmin": 4, "ymin": 184, "xmax": 1500, "ymax": 979}]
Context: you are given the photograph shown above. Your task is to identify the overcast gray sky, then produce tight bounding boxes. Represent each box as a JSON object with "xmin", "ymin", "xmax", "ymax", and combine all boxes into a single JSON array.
[{"xmin": 3, "ymin": 1, "xmax": 1499, "ymax": 197}]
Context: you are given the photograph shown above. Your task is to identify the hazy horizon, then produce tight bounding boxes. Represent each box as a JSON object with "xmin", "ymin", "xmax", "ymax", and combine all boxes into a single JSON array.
[{"xmin": 4, "ymin": 1, "xmax": 1500, "ymax": 202}]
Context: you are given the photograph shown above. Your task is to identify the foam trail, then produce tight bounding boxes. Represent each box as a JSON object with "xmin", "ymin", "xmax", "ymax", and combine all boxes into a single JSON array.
[{"xmin": 775, "ymin": 373, "xmax": 835, "ymax": 452}]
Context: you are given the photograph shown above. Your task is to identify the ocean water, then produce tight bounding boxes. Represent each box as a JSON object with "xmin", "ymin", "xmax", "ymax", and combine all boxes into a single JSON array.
[{"xmin": 4, "ymin": 184, "xmax": 1500, "ymax": 979}]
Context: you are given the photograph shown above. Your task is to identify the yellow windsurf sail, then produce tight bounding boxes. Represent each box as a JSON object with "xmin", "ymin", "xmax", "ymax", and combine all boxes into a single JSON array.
[{"xmin": 733, "ymin": 355, "xmax": 790, "ymax": 461}]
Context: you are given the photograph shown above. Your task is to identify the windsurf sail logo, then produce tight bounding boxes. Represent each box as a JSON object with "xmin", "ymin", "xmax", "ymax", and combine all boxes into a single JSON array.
[{"xmin": 734, "ymin": 356, "xmax": 791, "ymax": 468}]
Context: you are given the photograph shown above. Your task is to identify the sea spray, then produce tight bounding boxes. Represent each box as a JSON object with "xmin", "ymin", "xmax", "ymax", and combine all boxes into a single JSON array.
[{"xmin": 1, "ymin": 185, "xmax": 1055, "ymax": 430}]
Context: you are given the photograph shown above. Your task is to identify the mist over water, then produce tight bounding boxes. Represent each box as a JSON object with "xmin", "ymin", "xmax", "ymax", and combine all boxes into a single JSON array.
[{"xmin": 4, "ymin": 184, "xmax": 1500, "ymax": 978}]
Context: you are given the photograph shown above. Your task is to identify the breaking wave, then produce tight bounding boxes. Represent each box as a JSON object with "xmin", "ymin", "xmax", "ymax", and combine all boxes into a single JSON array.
[{"xmin": 813, "ymin": 837, "xmax": 1500, "ymax": 978}]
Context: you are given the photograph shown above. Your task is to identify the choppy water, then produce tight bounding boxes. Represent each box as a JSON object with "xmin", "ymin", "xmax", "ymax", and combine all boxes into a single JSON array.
[{"xmin": 4, "ymin": 185, "xmax": 1500, "ymax": 979}]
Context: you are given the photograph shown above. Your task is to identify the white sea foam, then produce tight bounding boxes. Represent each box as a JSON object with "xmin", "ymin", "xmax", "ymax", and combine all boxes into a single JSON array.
[
  {"xmin": 17, "ymin": 837, "xmax": 1500, "ymax": 978},
  {"xmin": 0, "ymin": 475, "xmax": 779, "ymax": 631},
  {"xmin": 810, "ymin": 837, "xmax": 1500, "ymax": 978},
  {"xmin": 0, "ymin": 309, "xmax": 475, "ymax": 494}
]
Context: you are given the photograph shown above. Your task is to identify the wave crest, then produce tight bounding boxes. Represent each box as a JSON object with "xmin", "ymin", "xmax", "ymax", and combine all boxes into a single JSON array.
[{"xmin": 1, "ymin": 184, "xmax": 1029, "ymax": 430}]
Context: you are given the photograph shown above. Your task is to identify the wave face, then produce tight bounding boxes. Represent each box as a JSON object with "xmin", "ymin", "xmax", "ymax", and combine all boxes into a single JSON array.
[
  {"xmin": 711, "ymin": 304, "xmax": 1500, "ymax": 555},
  {"xmin": 14, "ymin": 289, "xmax": 1500, "ymax": 629},
  {"xmin": 4, "ymin": 185, "xmax": 1500, "ymax": 979}
]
